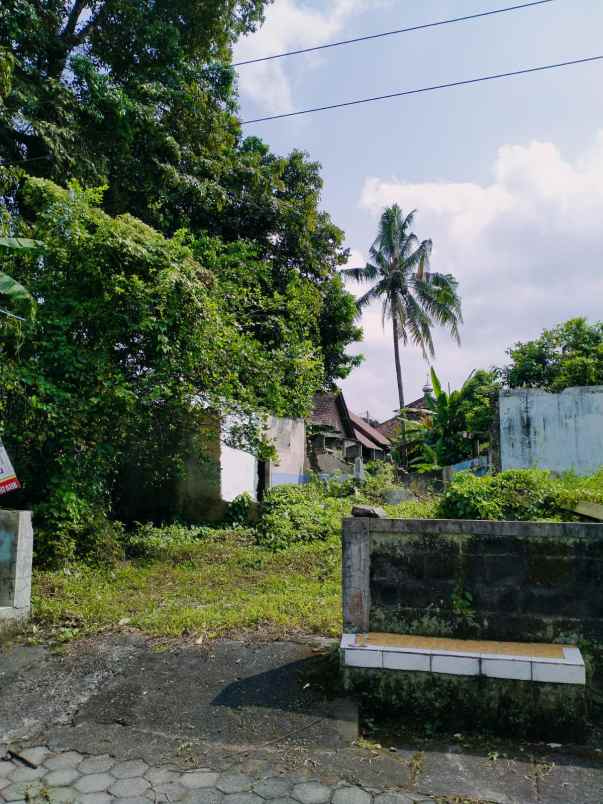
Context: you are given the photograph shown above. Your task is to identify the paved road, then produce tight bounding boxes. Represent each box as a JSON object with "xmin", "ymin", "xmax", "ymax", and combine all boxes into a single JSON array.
[{"xmin": 2, "ymin": 634, "xmax": 603, "ymax": 804}]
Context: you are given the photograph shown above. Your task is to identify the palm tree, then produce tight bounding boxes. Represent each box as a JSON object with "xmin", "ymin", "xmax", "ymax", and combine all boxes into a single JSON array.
[{"xmin": 343, "ymin": 205, "xmax": 462, "ymax": 414}]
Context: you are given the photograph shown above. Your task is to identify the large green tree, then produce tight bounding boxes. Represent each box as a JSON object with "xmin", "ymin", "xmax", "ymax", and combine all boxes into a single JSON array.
[
  {"xmin": 0, "ymin": 2, "xmax": 359, "ymax": 384},
  {"xmin": 504, "ymin": 318, "xmax": 603, "ymax": 391},
  {"xmin": 0, "ymin": 176, "xmax": 325, "ymax": 562},
  {"xmin": 344, "ymin": 205, "xmax": 462, "ymax": 411}
]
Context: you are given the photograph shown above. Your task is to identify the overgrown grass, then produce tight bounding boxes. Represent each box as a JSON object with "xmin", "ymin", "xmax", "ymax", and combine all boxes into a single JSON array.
[{"xmin": 32, "ymin": 530, "xmax": 342, "ymax": 640}]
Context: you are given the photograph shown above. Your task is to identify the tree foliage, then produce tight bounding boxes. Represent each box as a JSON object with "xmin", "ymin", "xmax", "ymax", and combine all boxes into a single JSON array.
[
  {"xmin": 0, "ymin": 177, "xmax": 325, "ymax": 563},
  {"xmin": 397, "ymin": 368, "xmax": 499, "ymax": 469},
  {"xmin": 504, "ymin": 318, "xmax": 603, "ymax": 392}
]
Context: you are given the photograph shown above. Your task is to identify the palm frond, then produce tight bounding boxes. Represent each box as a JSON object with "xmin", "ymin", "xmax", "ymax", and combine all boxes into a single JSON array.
[{"xmin": 341, "ymin": 262, "xmax": 380, "ymax": 283}]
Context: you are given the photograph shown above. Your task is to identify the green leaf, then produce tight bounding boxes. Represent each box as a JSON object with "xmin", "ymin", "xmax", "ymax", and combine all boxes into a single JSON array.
[
  {"xmin": 0, "ymin": 271, "xmax": 33, "ymax": 303},
  {"xmin": 0, "ymin": 237, "xmax": 45, "ymax": 252}
]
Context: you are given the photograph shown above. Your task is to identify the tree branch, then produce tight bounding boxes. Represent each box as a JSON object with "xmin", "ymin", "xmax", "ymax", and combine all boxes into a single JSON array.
[
  {"xmin": 61, "ymin": 0, "xmax": 90, "ymax": 42},
  {"xmin": 70, "ymin": 3, "xmax": 110, "ymax": 46}
]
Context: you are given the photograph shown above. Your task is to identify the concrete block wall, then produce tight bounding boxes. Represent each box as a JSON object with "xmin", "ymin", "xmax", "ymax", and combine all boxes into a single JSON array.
[
  {"xmin": 343, "ymin": 517, "xmax": 603, "ymax": 643},
  {"xmin": 0, "ymin": 509, "xmax": 33, "ymax": 630},
  {"xmin": 499, "ymin": 386, "xmax": 603, "ymax": 475}
]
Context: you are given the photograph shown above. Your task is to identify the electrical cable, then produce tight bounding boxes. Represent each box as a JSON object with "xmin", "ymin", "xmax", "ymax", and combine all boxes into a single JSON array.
[
  {"xmin": 233, "ymin": 0, "xmax": 556, "ymax": 66},
  {"xmin": 241, "ymin": 54, "xmax": 603, "ymax": 124}
]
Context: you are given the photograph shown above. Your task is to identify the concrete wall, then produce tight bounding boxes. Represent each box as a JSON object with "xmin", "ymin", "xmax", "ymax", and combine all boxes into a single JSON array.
[
  {"xmin": 500, "ymin": 386, "xmax": 603, "ymax": 475},
  {"xmin": 267, "ymin": 416, "xmax": 306, "ymax": 487},
  {"xmin": 343, "ymin": 516, "xmax": 603, "ymax": 642},
  {"xmin": 0, "ymin": 510, "xmax": 33, "ymax": 631},
  {"xmin": 220, "ymin": 443, "xmax": 258, "ymax": 502}
]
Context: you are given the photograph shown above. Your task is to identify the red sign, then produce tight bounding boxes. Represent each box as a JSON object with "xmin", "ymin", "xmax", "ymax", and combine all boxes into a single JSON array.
[{"xmin": 0, "ymin": 441, "xmax": 20, "ymax": 495}]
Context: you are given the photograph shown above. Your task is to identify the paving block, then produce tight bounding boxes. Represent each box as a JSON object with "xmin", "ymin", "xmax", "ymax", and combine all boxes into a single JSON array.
[
  {"xmin": 111, "ymin": 796, "xmax": 149, "ymax": 804},
  {"xmin": 75, "ymin": 772, "xmax": 115, "ymax": 793},
  {"xmin": 252, "ymin": 779, "xmax": 292, "ymax": 799},
  {"xmin": 2, "ymin": 780, "xmax": 44, "ymax": 801},
  {"xmin": 222, "ymin": 795, "xmax": 264, "ymax": 804},
  {"xmin": 78, "ymin": 794, "xmax": 114, "ymax": 804},
  {"xmin": 112, "ymin": 760, "xmax": 150, "ymax": 780},
  {"xmin": 216, "ymin": 774, "xmax": 253, "ymax": 794},
  {"xmin": 45, "ymin": 768, "xmax": 81, "ymax": 787},
  {"xmin": 144, "ymin": 767, "xmax": 181, "ymax": 786},
  {"xmin": 291, "ymin": 783, "xmax": 332, "ymax": 804},
  {"xmin": 182, "ymin": 789, "xmax": 224, "ymax": 804},
  {"xmin": 267, "ymin": 799, "xmax": 299, "ymax": 804},
  {"xmin": 182, "ymin": 772, "xmax": 219, "ymax": 790},
  {"xmin": 332, "ymin": 788, "xmax": 372, "ymax": 804},
  {"xmin": 14, "ymin": 747, "xmax": 51, "ymax": 767},
  {"xmin": 78, "ymin": 756, "xmax": 115, "ymax": 775},
  {"xmin": 0, "ymin": 761, "xmax": 15, "ymax": 777},
  {"xmin": 109, "ymin": 777, "xmax": 151, "ymax": 798},
  {"xmin": 45, "ymin": 752, "xmax": 83, "ymax": 770},
  {"xmin": 114, "ymin": 798, "xmax": 151, "ymax": 804},
  {"xmin": 47, "ymin": 787, "xmax": 78, "ymax": 803},
  {"xmin": 8, "ymin": 765, "xmax": 46, "ymax": 783},
  {"xmin": 152, "ymin": 782, "xmax": 189, "ymax": 802}
]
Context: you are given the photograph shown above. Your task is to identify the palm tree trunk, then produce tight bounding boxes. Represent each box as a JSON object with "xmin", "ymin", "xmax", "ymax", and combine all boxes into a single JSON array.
[{"xmin": 392, "ymin": 315, "xmax": 407, "ymax": 470}]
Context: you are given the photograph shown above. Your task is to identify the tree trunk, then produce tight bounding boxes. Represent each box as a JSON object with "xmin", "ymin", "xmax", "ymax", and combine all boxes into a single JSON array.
[{"xmin": 392, "ymin": 315, "xmax": 407, "ymax": 469}]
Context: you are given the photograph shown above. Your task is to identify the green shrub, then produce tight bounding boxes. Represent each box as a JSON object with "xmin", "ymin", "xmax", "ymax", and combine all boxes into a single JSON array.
[
  {"xmin": 224, "ymin": 493, "xmax": 256, "ymax": 526},
  {"xmin": 438, "ymin": 467, "xmax": 603, "ymax": 521},
  {"xmin": 124, "ymin": 522, "xmax": 218, "ymax": 560},
  {"xmin": 255, "ymin": 484, "xmax": 349, "ymax": 550}
]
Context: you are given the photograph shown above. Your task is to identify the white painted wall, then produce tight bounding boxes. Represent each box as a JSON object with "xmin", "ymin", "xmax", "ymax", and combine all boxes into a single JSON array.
[
  {"xmin": 267, "ymin": 416, "xmax": 306, "ymax": 487},
  {"xmin": 499, "ymin": 386, "xmax": 603, "ymax": 476},
  {"xmin": 220, "ymin": 443, "xmax": 258, "ymax": 502}
]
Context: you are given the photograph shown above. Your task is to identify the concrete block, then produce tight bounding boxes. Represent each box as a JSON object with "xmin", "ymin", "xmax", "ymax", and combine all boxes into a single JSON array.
[
  {"xmin": 382, "ymin": 651, "xmax": 430, "ymax": 672},
  {"xmin": 0, "ymin": 510, "xmax": 33, "ymax": 621},
  {"xmin": 482, "ymin": 658, "xmax": 531, "ymax": 681},
  {"xmin": 532, "ymin": 662, "xmax": 586, "ymax": 685},
  {"xmin": 431, "ymin": 655, "xmax": 480, "ymax": 676}
]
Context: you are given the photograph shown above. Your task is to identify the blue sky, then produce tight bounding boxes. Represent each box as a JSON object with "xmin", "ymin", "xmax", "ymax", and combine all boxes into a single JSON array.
[{"xmin": 234, "ymin": 0, "xmax": 603, "ymax": 420}]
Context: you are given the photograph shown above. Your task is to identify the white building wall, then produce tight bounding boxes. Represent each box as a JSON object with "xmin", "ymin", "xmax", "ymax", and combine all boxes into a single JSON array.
[
  {"xmin": 220, "ymin": 443, "xmax": 258, "ymax": 502},
  {"xmin": 499, "ymin": 386, "xmax": 603, "ymax": 476},
  {"xmin": 267, "ymin": 416, "xmax": 306, "ymax": 487}
]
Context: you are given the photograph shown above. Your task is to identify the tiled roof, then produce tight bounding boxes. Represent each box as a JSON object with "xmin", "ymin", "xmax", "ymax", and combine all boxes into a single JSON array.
[
  {"xmin": 349, "ymin": 411, "xmax": 391, "ymax": 449},
  {"xmin": 310, "ymin": 392, "xmax": 355, "ymax": 438}
]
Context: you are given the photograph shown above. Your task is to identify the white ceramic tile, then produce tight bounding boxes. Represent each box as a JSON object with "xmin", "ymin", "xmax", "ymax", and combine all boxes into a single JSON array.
[
  {"xmin": 340, "ymin": 634, "xmax": 358, "ymax": 650},
  {"xmin": 382, "ymin": 651, "xmax": 430, "ymax": 672},
  {"xmin": 532, "ymin": 662, "xmax": 586, "ymax": 685},
  {"xmin": 431, "ymin": 654, "xmax": 480, "ymax": 676},
  {"xmin": 482, "ymin": 658, "xmax": 531, "ymax": 681},
  {"xmin": 345, "ymin": 648, "xmax": 383, "ymax": 669},
  {"xmin": 562, "ymin": 647, "xmax": 584, "ymax": 665}
]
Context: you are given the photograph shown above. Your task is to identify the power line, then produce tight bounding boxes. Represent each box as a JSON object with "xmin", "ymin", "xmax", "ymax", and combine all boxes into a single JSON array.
[
  {"xmin": 241, "ymin": 54, "xmax": 603, "ymax": 124},
  {"xmin": 233, "ymin": 0, "xmax": 556, "ymax": 67}
]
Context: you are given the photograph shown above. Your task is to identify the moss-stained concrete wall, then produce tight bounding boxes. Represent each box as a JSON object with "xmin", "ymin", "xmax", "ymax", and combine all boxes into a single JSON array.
[{"xmin": 343, "ymin": 517, "xmax": 603, "ymax": 643}]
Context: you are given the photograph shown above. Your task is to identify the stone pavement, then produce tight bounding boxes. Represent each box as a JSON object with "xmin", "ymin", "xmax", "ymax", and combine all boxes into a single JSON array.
[
  {"xmin": 2, "ymin": 634, "xmax": 603, "ymax": 804},
  {"xmin": 0, "ymin": 746, "xmax": 431, "ymax": 804}
]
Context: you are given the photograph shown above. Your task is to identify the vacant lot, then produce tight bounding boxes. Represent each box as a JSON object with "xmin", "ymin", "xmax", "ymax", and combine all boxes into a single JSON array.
[{"xmin": 32, "ymin": 531, "xmax": 341, "ymax": 641}]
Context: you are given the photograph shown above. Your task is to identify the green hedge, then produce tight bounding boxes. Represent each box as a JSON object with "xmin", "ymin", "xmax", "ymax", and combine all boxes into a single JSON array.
[{"xmin": 438, "ymin": 468, "xmax": 603, "ymax": 521}]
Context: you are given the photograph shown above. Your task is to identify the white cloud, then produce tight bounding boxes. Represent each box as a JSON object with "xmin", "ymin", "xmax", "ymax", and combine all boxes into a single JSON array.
[
  {"xmin": 342, "ymin": 132, "xmax": 603, "ymax": 420},
  {"xmin": 234, "ymin": 0, "xmax": 382, "ymax": 114}
]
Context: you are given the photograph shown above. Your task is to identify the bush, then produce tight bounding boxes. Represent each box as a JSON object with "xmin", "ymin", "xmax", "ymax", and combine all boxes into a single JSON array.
[
  {"xmin": 438, "ymin": 468, "xmax": 603, "ymax": 521},
  {"xmin": 255, "ymin": 483, "xmax": 350, "ymax": 550},
  {"xmin": 124, "ymin": 522, "xmax": 217, "ymax": 560}
]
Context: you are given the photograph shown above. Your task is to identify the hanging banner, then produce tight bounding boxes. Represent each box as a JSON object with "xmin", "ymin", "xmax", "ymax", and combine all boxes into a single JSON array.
[{"xmin": 0, "ymin": 440, "xmax": 20, "ymax": 495}]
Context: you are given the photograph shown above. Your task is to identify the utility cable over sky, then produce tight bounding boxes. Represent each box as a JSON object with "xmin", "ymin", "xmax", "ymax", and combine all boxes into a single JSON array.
[
  {"xmin": 233, "ymin": 0, "xmax": 557, "ymax": 66},
  {"xmin": 241, "ymin": 55, "xmax": 603, "ymax": 125}
]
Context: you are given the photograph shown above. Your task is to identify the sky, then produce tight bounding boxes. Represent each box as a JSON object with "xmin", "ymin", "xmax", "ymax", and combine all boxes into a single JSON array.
[{"xmin": 233, "ymin": 0, "xmax": 603, "ymax": 421}]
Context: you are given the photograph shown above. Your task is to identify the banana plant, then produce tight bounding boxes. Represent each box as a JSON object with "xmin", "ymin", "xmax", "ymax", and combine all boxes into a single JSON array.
[{"xmin": 0, "ymin": 237, "xmax": 42, "ymax": 319}]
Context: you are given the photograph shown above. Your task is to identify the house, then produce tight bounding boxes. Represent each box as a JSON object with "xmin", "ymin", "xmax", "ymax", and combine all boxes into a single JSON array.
[
  {"xmin": 306, "ymin": 390, "xmax": 390, "ymax": 476},
  {"xmin": 376, "ymin": 382, "xmax": 434, "ymax": 441}
]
